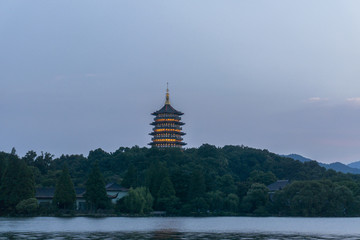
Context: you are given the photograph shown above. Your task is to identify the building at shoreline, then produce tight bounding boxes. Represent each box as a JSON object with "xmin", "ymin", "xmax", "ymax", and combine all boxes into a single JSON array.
[{"xmin": 149, "ymin": 86, "xmax": 186, "ymax": 148}]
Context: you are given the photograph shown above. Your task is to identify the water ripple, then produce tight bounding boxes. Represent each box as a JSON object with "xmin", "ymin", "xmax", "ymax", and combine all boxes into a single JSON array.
[{"xmin": 0, "ymin": 232, "xmax": 360, "ymax": 240}]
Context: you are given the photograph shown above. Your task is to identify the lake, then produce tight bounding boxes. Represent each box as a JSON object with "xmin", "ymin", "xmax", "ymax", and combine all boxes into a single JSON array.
[{"xmin": 1, "ymin": 217, "xmax": 360, "ymax": 239}]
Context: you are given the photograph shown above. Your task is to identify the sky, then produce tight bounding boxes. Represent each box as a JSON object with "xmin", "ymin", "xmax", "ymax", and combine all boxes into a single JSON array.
[{"xmin": 1, "ymin": 1, "xmax": 360, "ymax": 163}]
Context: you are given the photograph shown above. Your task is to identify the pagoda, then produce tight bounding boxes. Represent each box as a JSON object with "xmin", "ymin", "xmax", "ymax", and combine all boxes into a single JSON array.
[{"xmin": 149, "ymin": 85, "xmax": 186, "ymax": 148}]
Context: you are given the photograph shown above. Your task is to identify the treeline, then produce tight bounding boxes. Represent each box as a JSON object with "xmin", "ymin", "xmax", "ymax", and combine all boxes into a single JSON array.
[
  {"xmin": 0, "ymin": 149, "xmax": 112, "ymax": 215},
  {"xmin": 1, "ymin": 144, "xmax": 360, "ymax": 216}
]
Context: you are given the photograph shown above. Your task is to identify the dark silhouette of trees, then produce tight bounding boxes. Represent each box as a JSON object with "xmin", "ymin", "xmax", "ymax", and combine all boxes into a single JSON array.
[
  {"xmin": 0, "ymin": 155, "xmax": 35, "ymax": 213},
  {"xmin": 3, "ymin": 143, "xmax": 360, "ymax": 216},
  {"xmin": 53, "ymin": 165, "xmax": 76, "ymax": 210},
  {"xmin": 84, "ymin": 162, "xmax": 110, "ymax": 211}
]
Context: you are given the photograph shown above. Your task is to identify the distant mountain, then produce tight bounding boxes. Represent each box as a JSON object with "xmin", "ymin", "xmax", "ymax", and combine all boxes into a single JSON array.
[
  {"xmin": 282, "ymin": 154, "xmax": 313, "ymax": 163},
  {"xmin": 283, "ymin": 154, "xmax": 360, "ymax": 175},
  {"xmin": 348, "ymin": 161, "xmax": 360, "ymax": 170},
  {"xmin": 322, "ymin": 162, "xmax": 360, "ymax": 174}
]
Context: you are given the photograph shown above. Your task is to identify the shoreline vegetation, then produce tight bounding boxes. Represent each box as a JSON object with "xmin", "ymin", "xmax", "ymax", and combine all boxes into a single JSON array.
[{"xmin": 2, "ymin": 144, "xmax": 360, "ymax": 217}]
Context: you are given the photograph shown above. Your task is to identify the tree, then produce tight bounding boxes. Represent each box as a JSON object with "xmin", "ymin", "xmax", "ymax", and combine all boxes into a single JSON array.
[
  {"xmin": 34, "ymin": 152, "xmax": 53, "ymax": 174},
  {"xmin": 198, "ymin": 144, "xmax": 219, "ymax": 158},
  {"xmin": 10, "ymin": 147, "xmax": 16, "ymax": 156},
  {"xmin": 247, "ymin": 170, "xmax": 277, "ymax": 186},
  {"xmin": 145, "ymin": 161, "xmax": 168, "ymax": 199},
  {"xmin": 188, "ymin": 168, "xmax": 206, "ymax": 200},
  {"xmin": 330, "ymin": 185, "xmax": 355, "ymax": 216},
  {"xmin": 206, "ymin": 191, "xmax": 225, "ymax": 212},
  {"xmin": 0, "ymin": 155, "xmax": 35, "ymax": 213},
  {"xmin": 0, "ymin": 154, "xmax": 7, "ymax": 187},
  {"xmin": 216, "ymin": 174, "xmax": 237, "ymax": 195},
  {"xmin": 241, "ymin": 183, "xmax": 269, "ymax": 214},
  {"xmin": 84, "ymin": 162, "xmax": 110, "ymax": 211},
  {"xmin": 121, "ymin": 164, "xmax": 138, "ymax": 188},
  {"xmin": 122, "ymin": 187, "xmax": 153, "ymax": 214},
  {"xmin": 53, "ymin": 165, "xmax": 76, "ymax": 210},
  {"xmin": 157, "ymin": 177, "xmax": 179, "ymax": 212},
  {"xmin": 158, "ymin": 177, "xmax": 176, "ymax": 199},
  {"xmin": 22, "ymin": 150, "xmax": 37, "ymax": 166},
  {"xmin": 224, "ymin": 193, "xmax": 239, "ymax": 213}
]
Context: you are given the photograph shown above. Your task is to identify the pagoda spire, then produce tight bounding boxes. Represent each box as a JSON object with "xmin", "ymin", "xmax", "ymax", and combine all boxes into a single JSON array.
[{"xmin": 165, "ymin": 82, "xmax": 170, "ymax": 105}]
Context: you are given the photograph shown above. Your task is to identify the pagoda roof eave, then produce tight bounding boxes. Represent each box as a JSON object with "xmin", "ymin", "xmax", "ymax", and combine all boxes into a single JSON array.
[
  {"xmin": 150, "ymin": 121, "xmax": 185, "ymax": 126},
  {"xmin": 152, "ymin": 104, "xmax": 184, "ymax": 116},
  {"xmin": 149, "ymin": 132, "xmax": 186, "ymax": 136}
]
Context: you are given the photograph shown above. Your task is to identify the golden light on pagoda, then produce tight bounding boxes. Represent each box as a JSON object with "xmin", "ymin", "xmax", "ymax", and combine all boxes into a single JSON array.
[{"xmin": 149, "ymin": 84, "xmax": 186, "ymax": 148}]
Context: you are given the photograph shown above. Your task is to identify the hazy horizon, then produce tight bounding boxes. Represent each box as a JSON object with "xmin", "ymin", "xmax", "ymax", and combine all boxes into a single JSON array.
[{"xmin": 2, "ymin": 1, "xmax": 360, "ymax": 164}]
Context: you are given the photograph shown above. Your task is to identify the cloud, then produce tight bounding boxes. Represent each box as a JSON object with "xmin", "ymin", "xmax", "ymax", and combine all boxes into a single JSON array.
[
  {"xmin": 346, "ymin": 98, "xmax": 360, "ymax": 105},
  {"xmin": 307, "ymin": 97, "xmax": 328, "ymax": 102}
]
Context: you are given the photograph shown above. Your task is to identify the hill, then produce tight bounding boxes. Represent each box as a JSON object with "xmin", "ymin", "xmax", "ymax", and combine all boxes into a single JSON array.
[
  {"xmin": 281, "ymin": 154, "xmax": 312, "ymax": 163},
  {"xmin": 348, "ymin": 161, "xmax": 360, "ymax": 170},
  {"xmin": 283, "ymin": 154, "xmax": 360, "ymax": 174}
]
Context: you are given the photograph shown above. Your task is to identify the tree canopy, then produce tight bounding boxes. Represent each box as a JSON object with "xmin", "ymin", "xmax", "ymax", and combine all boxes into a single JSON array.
[
  {"xmin": 53, "ymin": 165, "xmax": 76, "ymax": 210},
  {"xmin": 2, "ymin": 144, "xmax": 360, "ymax": 216}
]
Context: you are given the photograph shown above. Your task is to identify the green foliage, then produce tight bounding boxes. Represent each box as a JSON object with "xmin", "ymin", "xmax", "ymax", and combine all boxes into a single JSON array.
[
  {"xmin": 206, "ymin": 191, "xmax": 225, "ymax": 212},
  {"xmin": 16, "ymin": 198, "xmax": 38, "ymax": 214},
  {"xmin": 51, "ymin": 154, "xmax": 89, "ymax": 186},
  {"xmin": 241, "ymin": 183, "xmax": 269, "ymax": 214},
  {"xmin": 247, "ymin": 170, "xmax": 277, "ymax": 185},
  {"xmin": 34, "ymin": 152, "xmax": 53, "ymax": 174},
  {"xmin": 224, "ymin": 193, "xmax": 239, "ymax": 213},
  {"xmin": 188, "ymin": 168, "xmax": 206, "ymax": 200},
  {"xmin": 188, "ymin": 197, "xmax": 208, "ymax": 213},
  {"xmin": 158, "ymin": 177, "xmax": 176, "ymax": 199},
  {"xmin": 84, "ymin": 162, "xmax": 110, "ymax": 211},
  {"xmin": 53, "ymin": 165, "xmax": 76, "ymax": 210},
  {"xmin": 0, "ymin": 155, "xmax": 35, "ymax": 213},
  {"xmin": 272, "ymin": 180, "xmax": 360, "ymax": 217},
  {"xmin": 216, "ymin": 174, "xmax": 237, "ymax": 195},
  {"xmin": 5, "ymin": 144, "xmax": 360, "ymax": 216},
  {"xmin": 157, "ymin": 177, "xmax": 179, "ymax": 212},
  {"xmin": 121, "ymin": 164, "xmax": 138, "ymax": 188},
  {"xmin": 120, "ymin": 187, "xmax": 153, "ymax": 214},
  {"xmin": 145, "ymin": 161, "xmax": 169, "ymax": 199},
  {"xmin": 0, "ymin": 153, "xmax": 7, "ymax": 187}
]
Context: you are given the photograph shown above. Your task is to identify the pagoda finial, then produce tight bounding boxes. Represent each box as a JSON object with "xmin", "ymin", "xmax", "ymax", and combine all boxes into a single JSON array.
[{"xmin": 165, "ymin": 82, "xmax": 170, "ymax": 105}]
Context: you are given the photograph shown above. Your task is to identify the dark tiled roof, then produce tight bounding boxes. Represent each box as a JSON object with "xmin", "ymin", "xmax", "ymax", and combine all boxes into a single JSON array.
[
  {"xmin": 267, "ymin": 180, "xmax": 289, "ymax": 192},
  {"xmin": 35, "ymin": 188, "xmax": 55, "ymax": 199},
  {"xmin": 106, "ymin": 183, "xmax": 128, "ymax": 192},
  {"xmin": 152, "ymin": 104, "xmax": 183, "ymax": 116},
  {"xmin": 36, "ymin": 187, "xmax": 86, "ymax": 199}
]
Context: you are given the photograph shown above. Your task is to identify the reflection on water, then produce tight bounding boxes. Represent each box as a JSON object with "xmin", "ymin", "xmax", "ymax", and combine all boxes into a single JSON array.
[{"xmin": 0, "ymin": 232, "xmax": 358, "ymax": 240}]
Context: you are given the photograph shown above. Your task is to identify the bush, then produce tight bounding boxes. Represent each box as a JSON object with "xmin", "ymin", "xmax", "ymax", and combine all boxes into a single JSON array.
[{"xmin": 16, "ymin": 198, "xmax": 38, "ymax": 214}]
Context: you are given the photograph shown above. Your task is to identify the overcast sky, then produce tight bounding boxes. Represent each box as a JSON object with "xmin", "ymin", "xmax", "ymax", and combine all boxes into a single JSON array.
[{"xmin": 1, "ymin": 1, "xmax": 360, "ymax": 163}]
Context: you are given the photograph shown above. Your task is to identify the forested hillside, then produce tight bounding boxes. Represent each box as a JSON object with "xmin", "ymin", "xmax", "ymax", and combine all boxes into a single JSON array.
[{"xmin": 1, "ymin": 144, "xmax": 360, "ymax": 216}]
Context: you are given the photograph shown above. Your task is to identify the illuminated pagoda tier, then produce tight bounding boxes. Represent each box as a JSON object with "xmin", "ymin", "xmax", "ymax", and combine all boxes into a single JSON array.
[{"xmin": 149, "ymin": 86, "xmax": 186, "ymax": 148}]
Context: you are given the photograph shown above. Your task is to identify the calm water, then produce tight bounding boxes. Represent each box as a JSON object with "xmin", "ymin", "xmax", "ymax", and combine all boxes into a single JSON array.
[{"xmin": 1, "ymin": 217, "xmax": 360, "ymax": 239}]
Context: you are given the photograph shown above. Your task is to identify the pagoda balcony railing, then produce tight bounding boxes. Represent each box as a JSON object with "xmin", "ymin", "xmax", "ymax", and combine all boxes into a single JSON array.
[
  {"xmin": 149, "ymin": 141, "xmax": 187, "ymax": 145},
  {"xmin": 150, "ymin": 121, "xmax": 185, "ymax": 126},
  {"xmin": 152, "ymin": 126, "xmax": 182, "ymax": 131},
  {"xmin": 154, "ymin": 115, "xmax": 181, "ymax": 121},
  {"xmin": 154, "ymin": 114, "xmax": 180, "ymax": 119},
  {"xmin": 152, "ymin": 136, "xmax": 183, "ymax": 141}
]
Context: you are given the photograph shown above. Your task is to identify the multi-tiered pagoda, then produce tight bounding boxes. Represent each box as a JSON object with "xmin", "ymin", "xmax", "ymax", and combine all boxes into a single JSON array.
[{"xmin": 149, "ymin": 86, "xmax": 186, "ymax": 148}]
